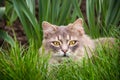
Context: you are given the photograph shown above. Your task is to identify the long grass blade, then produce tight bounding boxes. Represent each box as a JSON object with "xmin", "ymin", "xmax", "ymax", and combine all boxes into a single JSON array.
[
  {"xmin": 72, "ymin": 0, "xmax": 84, "ymax": 19},
  {"xmin": 26, "ymin": 0, "xmax": 35, "ymax": 15},
  {"xmin": 105, "ymin": 0, "xmax": 120, "ymax": 27},
  {"xmin": 0, "ymin": 30, "xmax": 15, "ymax": 47},
  {"xmin": 58, "ymin": 0, "xmax": 72, "ymax": 25},
  {"xmin": 12, "ymin": 0, "xmax": 42, "ymax": 48}
]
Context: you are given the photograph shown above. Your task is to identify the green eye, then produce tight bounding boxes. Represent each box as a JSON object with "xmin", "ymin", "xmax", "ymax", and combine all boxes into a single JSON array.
[
  {"xmin": 52, "ymin": 41, "xmax": 60, "ymax": 46},
  {"xmin": 69, "ymin": 40, "xmax": 76, "ymax": 46}
]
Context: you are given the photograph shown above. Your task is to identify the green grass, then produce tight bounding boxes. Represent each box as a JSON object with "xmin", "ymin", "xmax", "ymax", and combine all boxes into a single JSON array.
[{"xmin": 0, "ymin": 31, "xmax": 119, "ymax": 80}]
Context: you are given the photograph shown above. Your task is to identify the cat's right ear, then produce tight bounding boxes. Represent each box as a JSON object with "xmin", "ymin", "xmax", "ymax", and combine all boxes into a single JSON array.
[
  {"xmin": 69, "ymin": 18, "xmax": 85, "ymax": 36},
  {"xmin": 42, "ymin": 21, "xmax": 57, "ymax": 33}
]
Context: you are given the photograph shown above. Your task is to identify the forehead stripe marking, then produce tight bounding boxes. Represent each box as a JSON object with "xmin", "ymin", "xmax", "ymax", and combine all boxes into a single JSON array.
[
  {"xmin": 67, "ymin": 35, "xmax": 69, "ymax": 40},
  {"xmin": 55, "ymin": 37, "xmax": 58, "ymax": 40},
  {"xmin": 58, "ymin": 35, "xmax": 62, "ymax": 40}
]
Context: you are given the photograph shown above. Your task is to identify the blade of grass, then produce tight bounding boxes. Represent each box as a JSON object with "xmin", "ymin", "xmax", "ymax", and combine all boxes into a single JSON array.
[
  {"xmin": 51, "ymin": 0, "xmax": 61, "ymax": 24},
  {"xmin": 72, "ymin": 0, "xmax": 84, "ymax": 18},
  {"xmin": 86, "ymin": 0, "xmax": 95, "ymax": 28},
  {"xmin": 0, "ymin": 30, "xmax": 15, "ymax": 47},
  {"xmin": 58, "ymin": 0, "xmax": 72, "ymax": 25},
  {"xmin": 26, "ymin": 0, "xmax": 35, "ymax": 15},
  {"xmin": 0, "ymin": 7, "xmax": 5, "ymax": 19},
  {"xmin": 12, "ymin": 0, "xmax": 43, "ymax": 48},
  {"xmin": 105, "ymin": 0, "xmax": 120, "ymax": 27},
  {"xmin": 5, "ymin": 1, "xmax": 18, "ymax": 25}
]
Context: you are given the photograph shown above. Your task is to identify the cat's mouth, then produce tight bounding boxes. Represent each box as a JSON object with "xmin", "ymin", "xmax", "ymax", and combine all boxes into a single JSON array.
[
  {"xmin": 63, "ymin": 54, "xmax": 69, "ymax": 57},
  {"xmin": 52, "ymin": 53, "xmax": 70, "ymax": 58}
]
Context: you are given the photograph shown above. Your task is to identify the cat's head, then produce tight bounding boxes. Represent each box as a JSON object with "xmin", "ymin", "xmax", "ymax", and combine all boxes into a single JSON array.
[{"xmin": 42, "ymin": 18, "xmax": 85, "ymax": 57}]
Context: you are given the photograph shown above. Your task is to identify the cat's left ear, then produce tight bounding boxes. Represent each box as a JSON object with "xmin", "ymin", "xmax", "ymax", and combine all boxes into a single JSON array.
[
  {"xmin": 42, "ymin": 21, "xmax": 57, "ymax": 38},
  {"xmin": 70, "ymin": 18, "xmax": 85, "ymax": 36}
]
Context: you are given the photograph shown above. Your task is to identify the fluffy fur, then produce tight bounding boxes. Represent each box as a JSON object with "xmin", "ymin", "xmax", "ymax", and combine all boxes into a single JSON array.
[{"xmin": 40, "ymin": 18, "xmax": 114, "ymax": 64}]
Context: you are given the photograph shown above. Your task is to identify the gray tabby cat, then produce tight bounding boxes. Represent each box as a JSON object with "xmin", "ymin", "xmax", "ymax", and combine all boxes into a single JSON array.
[{"xmin": 40, "ymin": 18, "xmax": 114, "ymax": 64}]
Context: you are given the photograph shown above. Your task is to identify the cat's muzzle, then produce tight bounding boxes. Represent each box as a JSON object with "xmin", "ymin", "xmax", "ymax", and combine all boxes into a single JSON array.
[{"xmin": 63, "ymin": 53, "xmax": 69, "ymax": 57}]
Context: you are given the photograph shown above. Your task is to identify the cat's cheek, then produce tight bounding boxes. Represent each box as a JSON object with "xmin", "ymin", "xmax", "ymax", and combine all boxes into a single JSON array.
[
  {"xmin": 69, "ymin": 44, "xmax": 79, "ymax": 52},
  {"xmin": 49, "ymin": 45, "xmax": 60, "ymax": 52},
  {"xmin": 58, "ymin": 50, "xmax": 65, "ymax": 56}
]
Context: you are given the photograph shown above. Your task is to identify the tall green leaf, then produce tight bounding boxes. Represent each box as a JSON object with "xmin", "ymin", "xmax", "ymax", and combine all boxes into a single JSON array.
[
  {"xmin": 0, "ymin": 7, "xmax": 5, "ymax": 19},
  {"xmin": 5, "ymin": 1, "xmax": 18, "ymax": 25},
  {"xmin": 0, "ymin": 30, "xmax": 15, "ymax": 47},
  {"xmin": 12, "ymin": 0, "xmax": 42, "ymax": 49},
  {"xmin": 58, "ymin": 0, "xmax": 71, "ymax": 25},
  {"xmin": 105, "ymin": 0, "xmax": 120, "ymax": 27}
]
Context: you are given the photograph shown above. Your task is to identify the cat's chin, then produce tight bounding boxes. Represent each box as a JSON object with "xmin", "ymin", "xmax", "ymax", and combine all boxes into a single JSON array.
[{"xmin": 52, "ymin": 54, "xmax": 69, "ymax": 57}]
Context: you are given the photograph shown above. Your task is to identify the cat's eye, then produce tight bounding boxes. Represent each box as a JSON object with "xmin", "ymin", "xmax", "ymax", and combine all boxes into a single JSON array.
[
  {"xmin": 52, "ymin": 41, "xmax": 60, "ymax": 46},
  {"xmin": 69, "ymin": 40, "xmax": 77, "ymax": 46}
]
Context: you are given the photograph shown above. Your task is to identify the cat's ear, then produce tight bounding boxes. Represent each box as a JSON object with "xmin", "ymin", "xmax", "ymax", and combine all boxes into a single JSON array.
[
  {"xmin": 42, "ymin": 21, "xmax": 57, "ymax": 33},
  {"xmin": 70, "ymin": 18, "xmax": 85, "ymax": 36},
  {"xmin": 73, "ymin": 18, "xmax": 83, "ymax": 26}
]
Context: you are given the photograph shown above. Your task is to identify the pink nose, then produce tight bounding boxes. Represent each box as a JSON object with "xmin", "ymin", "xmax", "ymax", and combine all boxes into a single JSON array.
[{"xmin": 62, "ymin": 49, "xmax": 67, "ymax": 53}]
